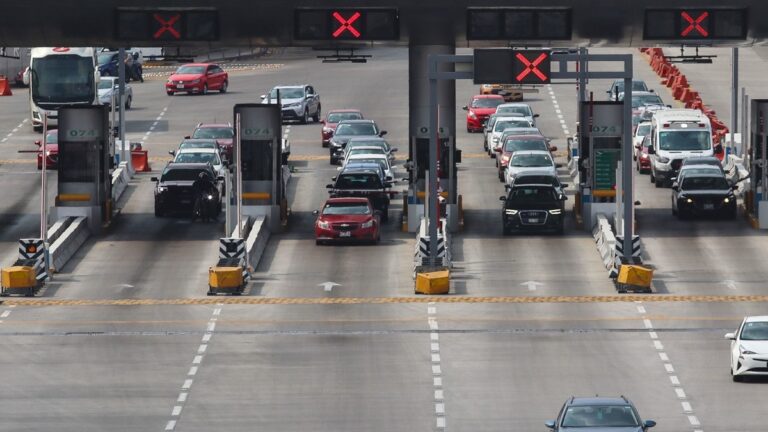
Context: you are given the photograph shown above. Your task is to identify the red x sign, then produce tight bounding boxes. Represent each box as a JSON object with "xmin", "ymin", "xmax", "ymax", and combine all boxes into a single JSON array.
[
  {"xmin": 681, "ymin": 11, "xmax": 709, "ymax": 37},
  {"xmin": 332, "ymin": 11, "xmax": 362, "ymax": 38},
  {"xmin": 515, "ymin": 52, "xmax": 550, "ymax": 84},
  {"xmin": 153, "ymin": 13, "xmax": 181, "ymax": 40}
]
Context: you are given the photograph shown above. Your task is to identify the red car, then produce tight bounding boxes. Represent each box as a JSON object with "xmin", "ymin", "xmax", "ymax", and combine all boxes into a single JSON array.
[
  {"xmin": 314, "ymin": 197, "xmax": 380, "ymax": 245},
  {"xmin": 165, "ymin": 63, "xmax": 229, "ymax": 96},
  {"xmin": 495, "ymin": 135, "xmax": 553, "ymax": 181},
  {"xmin": 463, "ymin": 94, "xmax": 505, "ymax": 133},
  {"xmin": 189, "ymin": 122, "xmax": 234, "ymax": 162},
  {"xmin": 321, "ymin": 109, "xmax": 364, "ymax": 147},
  {"xmin": 636, "ymin": 136, "xmax": 651, "ymax": 174},
  {"xmin": 36, "ymin": 129, "xmax": 58, "ymax": 170}
]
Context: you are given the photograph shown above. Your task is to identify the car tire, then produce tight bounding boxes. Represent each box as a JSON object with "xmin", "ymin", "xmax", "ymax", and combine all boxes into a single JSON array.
[
  {"xmin": 302, "ymin": 109, "xmax": 309, "ymax": 125},
  {"xmin": 313, "ymin": 105, "xmax": 321, "ymax": 123},
  {"xmin": 202, "ymin": 84, "xmax": 208, "ymax": 95},
  {"xmin": 655, "ymin": 178, "xmax": 664, "ymax": 188},
  {"xmin": 467, "ymin": 127, "xmax": 472, "ymax": 133},
  {"xmin": 166, "ymin": 91, "xmax": 173, "ymax": 96},
  {"xmin": 322, "ymin": 141, "xmax": 329, "ymax": 148},
  {"xmin": 125, "ymin": 96, "xmax": 132, "ymax": 110},
  {"xmin": 732, "ymin": 370, "xmax": 743, "ymax": 382},
  {"xmin": 220, "ymin": 81, "xmax": 228, "ymax": 93},
  {"xmin": 316, "ymin": 239, "xmax": 324, "ymax": 246},
  {"xmin": 154, "ymin": 206, "xmax": 164, "ymax": 217}
]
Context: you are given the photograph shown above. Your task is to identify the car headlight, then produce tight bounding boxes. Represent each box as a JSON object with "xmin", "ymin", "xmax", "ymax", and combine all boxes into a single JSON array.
[
  {"xmin": 330, "ymin": 141, "xmax": 341, "ymax": 148},
  {"xmin": 505, "ymin": 209, "xmax": 518, "ymax": 215},
  {"xmin": 740, "ymin": 345, "xmax": 757, "ymax": 355},
  {"xmin": 658, "ymin": 156, "xmax": 670, "ymax": 164},
  {"xmin": 318, "ymin": 220, "xmax": 330, "ymax": 229},
  {"xmin": 361, "ymin": 219, "xmax": 374, "ymax": 228},
  {"xmin": 493, "ymin": 137, "xmax": 499, "ymax": 143},
  {"xmin": 284, "ymin": 102, "xmax": 301, "ymax": 108},
  {"xmin": 548, "ymin": 209, "xmax": 562, "ymax": 215},
  {"xmin": 45, "ymin": 150, "xmax": 51, "ymax": 156},
  {"xmin": 724, "ymin": 197, "xmax": 731, "ymax": 203},
  {"xmin": 686, "ymin": 198, "xmax": 694, "ymax": 204},
  {"xmin": 167, "ymin": 78, "xmax": 173, "ymax": 83},
  {"xmin": 469, "ymin": 112, "xmax": 477, "ymax": 119},
  {"xmin": 157, "ymin": 186, "xmax": 168, "ymax": 193}
]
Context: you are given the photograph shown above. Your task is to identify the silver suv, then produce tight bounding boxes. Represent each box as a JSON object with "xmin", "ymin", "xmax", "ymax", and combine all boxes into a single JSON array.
[{"xmin": 261, "ymin": 85, "xmax": 321, "ymax": 124}]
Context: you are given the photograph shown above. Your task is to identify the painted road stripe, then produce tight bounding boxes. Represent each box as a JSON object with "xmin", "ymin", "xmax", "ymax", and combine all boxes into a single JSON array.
[
  {"xmin": 177, "ymin": 392, "xmax": 187, "ymax": 402},
  {"xmin": 675, "ymin": 388, "xmax": 687, "ymax": 399},
  {"xmin": 0, "ymin": 311, "xmax": 10, "ymax": 318},
  {"xmin": 165, "ymin": 420, "xmax": 176, "ymax": 431}
]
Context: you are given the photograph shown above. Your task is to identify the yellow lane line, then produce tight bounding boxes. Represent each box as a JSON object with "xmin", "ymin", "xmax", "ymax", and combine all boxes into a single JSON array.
[
  {"xmin": 0, "ymin": 159, "xmax": 36, "ymax": 164},
  {"xmin": 3, "ymin": 295, "xmax": 768, "ymax": 307}
]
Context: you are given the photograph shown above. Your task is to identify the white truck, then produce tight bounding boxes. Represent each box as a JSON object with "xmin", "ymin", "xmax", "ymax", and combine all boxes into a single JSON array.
[
  {"xmin": 648, "ymin": 109, "xmax": 721, "ymax": 188},
  {"xmin": 23, "ymin": 47, "xmax": 100, "ymax": 131}
]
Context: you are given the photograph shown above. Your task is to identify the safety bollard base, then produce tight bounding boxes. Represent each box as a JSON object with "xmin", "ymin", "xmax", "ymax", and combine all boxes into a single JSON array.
[
  {"xmin": 415, "ymin": 266, "xmax": 450, "ymax": 295},
  {"xmin": 615, "ymin": 264, "xmax": 653, "ymax": 293}
]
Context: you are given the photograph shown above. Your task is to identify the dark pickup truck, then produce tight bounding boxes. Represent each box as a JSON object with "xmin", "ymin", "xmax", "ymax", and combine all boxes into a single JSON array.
[{"xmin": 326, "ymin": 163, "xmax": 395, "ymax": 222}]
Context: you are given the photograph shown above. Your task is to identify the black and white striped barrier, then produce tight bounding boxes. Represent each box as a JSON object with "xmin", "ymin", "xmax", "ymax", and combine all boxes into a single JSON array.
[
  {"xmin": 219, "ymin": 237, "xmax": 249, "ymax": 282},
  {"xmin": 18, "ymin": 239, "xmax": 48, "ymax": 282},
  {"xmin": 615, "ymin": 235, "xmax": 642, "ymax": 259},
  {"xmin": 413, "ymin": 217, "xmax": 451, "ymax": 277}
]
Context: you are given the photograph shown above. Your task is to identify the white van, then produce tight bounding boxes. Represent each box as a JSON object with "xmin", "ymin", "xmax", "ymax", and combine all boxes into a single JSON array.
[{"xmin": 648, "ymin": 109, "xmax": 719, "ymax": 187}]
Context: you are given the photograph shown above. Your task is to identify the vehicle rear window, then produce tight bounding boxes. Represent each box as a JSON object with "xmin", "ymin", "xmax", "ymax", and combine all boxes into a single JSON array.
[
  {"xmin": 504, "ymin": 139, "xmax": 547, "ymax": 152},
  {"xmin": 322, "ymin": 202, "xmax": 371, "ymax": 215},
  {"xmin": 336, "ymin": 173, "xmax": 383, "ymax": 189},
  {"xmin": 632, "ymin": 95, "xmax": 663, "ymax": 107},
  {"xmin": 161, "ymin": 168, "xmax": 209, "ymax": 182},
  {"xmin": 562, "ymin": 406, "xmax": 639, "ymax": 428},
  {"xmin": 327, "ymin": 112, "xmax": 363, "ymax": 123},
  {"xmin": 335, "ymin": 123, "xmax": 378, "ymax": 136},
  {"xmin": 740, "ymin": 322, "xmax": 768, "ymax": 341},
  {"xmin": 472, "ymin": 98, "xmax": 503, "ymax": 108},
  {"xmin": 681, "ymin": 176, "xmax": 729, "ymax": 191},
  {"xmin": 192, "ymin": 128, "xmax": 234, "ymax": 139},
  {"xmin": 510, "ymin": 153, "xmax": 553, "ymax": 167},
  {"xmin": 495, "ymin": 119, "xmax": 531, "ymax": 131},
  {"xmin": 349, "ymin": 148, "xmax": 386, "ymax": 157},
  {"xmin": 636, "ymin": 124, "xmax": 651, "ymax": 136},
  {"xmin": 497, "ymin": 105, "xmax": 532, "ymax": 116},
  {"xmin": 348, "ymin": 141, "xmax": 388, "ymax": 151},
  {"xmin": 174, "ymin": 152, "xmax": 218, "ymax": 165},
  {"xmin": 180, "ymin": 140, "xmax": 217, "ymax": 149}
]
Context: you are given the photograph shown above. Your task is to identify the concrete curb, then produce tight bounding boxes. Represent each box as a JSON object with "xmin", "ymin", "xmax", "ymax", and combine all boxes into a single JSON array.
[
  {"xmin": 246, "ymin": 216, "xmax": 270, "ymax": 273},
  {"xmin": 49, "ymin": 216, "xmax": 89, "ymax": 273}
]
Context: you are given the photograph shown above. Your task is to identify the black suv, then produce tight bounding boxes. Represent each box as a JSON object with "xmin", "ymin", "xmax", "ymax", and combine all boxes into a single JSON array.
[
  {"xmin": 546, "ymin": 396, "xmax": 656, "ymax": 432},
  {"xmin": 327, "ymin": 164, "xmax": 393, "ymax": 222},
  {"xmin": 672, "ymin": 172, "xmax": 737, "ymax": 219},
  {"xmin": 152, "ymin": 163, "xmax": 223, "ymax": 217},
  {"xmin": 500, "ymin": 183, "xmax": 566, "ymax": 235}
]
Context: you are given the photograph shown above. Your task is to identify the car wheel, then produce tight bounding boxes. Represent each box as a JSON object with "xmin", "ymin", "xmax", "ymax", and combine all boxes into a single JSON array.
[
  {"xmin": 202, "ymin": 84, "xmax": 208, "ymax": 95},
  {"xmin": 220, "ymin": 81, "xmax": 228, "ymax": 93},
  {"xmin": 467, "ymin": 127, "xmax": 472, "ymax": 133},
  {"xmin": 732, "ymin": 369, "xmax": 743, "ymax": 382},
  {"xmin": 154, "ymin": 206, "xmax": 164, "ymax": 217},
  {"xmin": 315, "ymin": 239, "xmax": 324, "ymax": 246},
  {"xmin": 302, "ymin": 109, "xmax": 309, "ymax": 125},
  {"xmin": 166, "ymin": 91, "xmax": 174, "ymax": 96},
  {"xmin": 125, "ymin": 96, "xmax": 132, "ymax": 110},
  {"xmin": 322, "ymin": 141, "xmax": 328, "ymax": 148},
  {"xmin": 655, "ymin": 178, "xmax": 664, "ymax": 188},
  {"xmin": 313, "ymin": 105, "xmax": 321, "ymax": 123}
]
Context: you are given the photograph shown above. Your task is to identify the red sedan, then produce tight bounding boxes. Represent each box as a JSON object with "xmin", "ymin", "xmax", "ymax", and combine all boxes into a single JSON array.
[
  {"xmin": 190, "ymin": 122, "xmax": 234, "ymax": 161},
  {"xmin": 463, "ymin": 94, "xmax": 504, "ymax": 133},
  {"xmin": 314, "ymin": 198, "xmax": 380, "ymax": 245},
  {"xmin": 636, "ymin": 137, "xmax": 651, "ymax": 174},
  {"xmin": 165, "ymin": 63, "xmax": 229, "ymax": 96},
  {"xmin": 36, "ymin": 129, "xmax": 58, "ymax": 170},
  {"xmin": 321, "ymin": 109, "xmax": 363, "ymax": 147}
]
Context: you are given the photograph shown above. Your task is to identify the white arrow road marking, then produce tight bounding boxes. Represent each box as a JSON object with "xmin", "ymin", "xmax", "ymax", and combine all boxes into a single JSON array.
[
  {"xmin": 723, "ymin": 280, "xmax": 737, "ymax": 290},
  {"xmin": 319, "ymin": 281, "xmax": 340, "ymax": 292},
  {"xmin": 520, "ymin": 281, "xmax": 544, "ymax": 291}
]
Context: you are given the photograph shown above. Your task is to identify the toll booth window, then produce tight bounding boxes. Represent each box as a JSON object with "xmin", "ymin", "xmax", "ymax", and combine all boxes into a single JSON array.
[
  {"xmin": 32, "ymin": 56, "xmax": 95, "ymax": 105},
  {"xmin": 241, "ymin": 140, "xmax": 273, "ymax": 181},
  {"xmin": 58, "ymin": 142, "xmax": 95, "ymax": 183}
]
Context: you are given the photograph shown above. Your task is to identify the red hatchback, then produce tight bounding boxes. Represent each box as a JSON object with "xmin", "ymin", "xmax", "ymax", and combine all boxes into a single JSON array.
[
  {"xmin": 314, "ymin": 198, "xmax": 380, "ymax": 245},
  {"xmin": 636, "ymin": 136, "xmax": 651, "ymax": 174},
  {"xmin": 36, "ymin": 129, "xmax": 58, "ymax": 170},
  {"xmin": 321, "ymin": 109, "xmax": 364, "ymax": 147},
  {"xmin": 165, "ymin": 63, "xmax": 229, "ymax": 96},
  {"xmin": 463, "ymin": 94, "xmax": 505, "ymax": 133}
]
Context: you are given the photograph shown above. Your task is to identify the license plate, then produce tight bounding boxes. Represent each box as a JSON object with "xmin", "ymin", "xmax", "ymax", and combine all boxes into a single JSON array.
[
  {"xmin": 527, "ymin": 218, "xmax": 540, "ymax": 223},
  {"xmin": 703, "ymin": 204, "xmax": 714, "ymax": 210},
  {"xmin": 339, "ymin": 231, "xmax": 351, "ymax": 237},
  {"xmin": 176, "ymin": 84, "xmax": 184, "ymax": 89}
]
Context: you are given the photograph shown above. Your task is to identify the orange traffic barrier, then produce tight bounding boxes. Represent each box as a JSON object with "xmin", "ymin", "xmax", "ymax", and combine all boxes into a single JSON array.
[
  {"xmin": 131, "ymin": 150, "xmax": 151, "ymax": 172},
  {"xmin": 679, "ymin": 88, "xmax": 698, "ymax": 104},
  {"xmin": 672, "ymin": 85, "xmax": 687, "ymax": 101},
  {"xmin": 665, "ymin": 69, "xmax": 680, "ymax": 87},
  {"xmin": 686, "ymin": 97, "xmax": 704, "ymax": 110},
  {"xmin": 658, "ymin": 63, "xmax": 671, "ymax": 79},
  {"xmin": 0, "ymin": 76, "xmax": 11, "ymax": 96}
]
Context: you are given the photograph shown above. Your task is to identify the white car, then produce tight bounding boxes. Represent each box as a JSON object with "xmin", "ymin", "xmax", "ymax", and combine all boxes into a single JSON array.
[
  {"xmin": 172, "ymin": 147, "xmax": 227, "ymax": 179},
  {"xmin": 504, "ymin": 150, "xmax": 556, "ymax": 186},
  {"xmin": 495, "ymin": 103, "xmax": 538, "ymax": 126},
  {"xmin": 342, "ymin": 137, "xmax": 397, "ymax": 165},
  {"xmin": 726, "ymin": 316, "xmax": 768, "ymax": 382},
  {"xmin": 489, "ymin": 116, "xmax": 534, "ymax": 152},
  {"xmin": 343, "ymin": 146, "xmax": 388, "ymax": 165},
  {"xmin": 633, "ymin": 122, "xmax": 651, "ymax": 159},
  {"xmin": 98, "ymin": 77, "xmax": 132, "ymax": 109},
  {"xmin": 342, "ymin": 153, "xmax": 394, "ymax": 181}
]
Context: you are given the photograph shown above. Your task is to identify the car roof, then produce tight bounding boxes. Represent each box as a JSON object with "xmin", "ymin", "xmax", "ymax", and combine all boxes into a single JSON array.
[
  {"xmin": 177, "ymin": 147, "xmax": 216, "ymax": 154},
  {"xmin": 498, "ymin": 102, "xmax": 531, "ymax": 108},
  {"xmin": 164, "ymin": 163, "xmax": 212, "ymax": 170},
  {"xmin": 196, "ymin": 123, "xmax": 232, "ymax": 128},
  {"xmin": 337, "ymin": 119, "xmax": 376, "ymax": 125},
  {"xmin": 348, "ymin": 137, "xmax": 386, "ymax": 143},
  {"xmin": 503, "ymin": 128, "xmax": 541, "ymax": 135},
  {"xmin": 328, "ymin": 109, "xmax": 362, "ymax": 113},
  {"xmin": 326, "ymin": 197, "xmax": 370, "ymax": 204},
  {"xmin": 745, "ymin": 316, "xmax": 768, "ymax": 322},
  {"xmin": 472, "ymin": 94, "xmax": 504, "ymax": 99},
  {"xmin": 349, "ymin": 153, "xmax": 386, "ymax": 159},
  {"xmin": 274, "ymin": 85, "xmax": 307, "ymax": 89},
  {"xmin": 632, "ymin": 91, "xmax": 658, "ymax": 97},
  {"xmin": 180, "ymin": 63, "xmax": 215, "ymax": 67},
  {"xmin": 495, "ymin": 114, "xmax": 527, "ymax": 120},
  {"xmin": 340, "ymin": 166, "xmax": 382, "ymax": 174},
  {"xmin": 181, "ymin": 139, "xmax": 217, "ymax": 144},
  {"xmin": 569, "ymin": 397, "xmax": 631, "ymax": 406},
  {"xmin": 512, "ymin": 150, "xmax": 551, "ymax": 156},
  {"xmin": 683, "ymin": 156, "xmax": 720, "ymax": 163}
]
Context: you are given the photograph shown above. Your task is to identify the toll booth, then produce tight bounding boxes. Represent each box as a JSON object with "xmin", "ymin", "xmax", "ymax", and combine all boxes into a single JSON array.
[
  {"xmin": 407, "ymin": 129, "xmax": 460, "ymax": 232},
  {"xmin": 51, "ymin": 106, "xmax": 111, "ymax": 234},
  {"xmin": 749, "ymin": 99, "xmax": 768, "ymax": 227},
  {"xmin": 580, "ymin": 102, "xmax": 624, "ymax": 229},
  {"xmin": 232, "ymin": 104, "xmax": 284, "ymax": 232}
]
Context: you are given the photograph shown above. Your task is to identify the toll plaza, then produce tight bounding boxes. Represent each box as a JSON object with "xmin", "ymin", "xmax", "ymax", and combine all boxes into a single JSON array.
[{"xmin": 51, "ymin": 106, "xmax": 112, "ymax": 234}]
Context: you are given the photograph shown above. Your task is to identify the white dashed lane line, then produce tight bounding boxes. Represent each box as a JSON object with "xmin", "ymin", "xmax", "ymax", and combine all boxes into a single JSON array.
[
  {"xmin": 636, "ymin": 302, "xmax": 703, "ymax": 432},
  {"xmin": 142, "ymin": 106, "xmax": 169, "ymax": 144},
  {"xmin": 1, "ymin": 119, "xmax": 29, "ymax": 143},
  {"xmin": 428, "ymin": 302, "xmax": 446, "ymax": 430},
  {"xmin": 163, "ymin": 304, "xmax": 222, "ymax": 431},
  {"xmin": 547, "ymin": 84, "xmax": 571, "ymax": 137}
]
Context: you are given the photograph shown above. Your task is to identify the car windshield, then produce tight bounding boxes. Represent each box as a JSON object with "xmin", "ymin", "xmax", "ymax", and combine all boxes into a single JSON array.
[
  {"xmin": 349, "ymin": 148, "xmax": 386, "ymax": 157},
  {"xmin": 510, "ymin": 154, "xmax": 552, "ymax": 167},
  {"xmin": 633, "ymin": 95, "xmax": 663, "ymax": 108},
  {"xmin": 269, "ymin": 88, "xmax": 305, "ymax": 99},
  {"xmin": 335, "ymin": 123, "xmax": 378, "ymax": 136},
  {"xmin": 505, "ymin": 139, "xmax": 548, "ymax": 152},
  {"xmin": 472, "ymin": 98, "xmax": 503, "ymax": 108},
  {"xmin": 45, "ymin": 131, "xmax": 58, "ymax": 144},
  {"xmin": 322, "ymin": 202, "xmax": 371, "ymax": 215},
  {"xmin": 193, "ymin": 127, "xmax": 234, "ymax": 139},
  {"xmin": 350, "ymin": 158, "xmax": 388, "ymax": 170},
  {"xmin": 161, "ymin": 168, "xmax": 208, "ymax": 182},
  {"xmin": 509, "ymin": 187, "xmax": 558, "ymax": 203},
  {"xmin": 681, "ymin": 176, "xmax": 729, "ymax": 191},
  {"xmin": 636, "ymin": 124, "xmax": 651, "ymax": 137},
  {"xmin": 515, "ymin": 175, "xmax": 559, "ymax": 187},
  {"xmin": 659, "ymin": 131, "xmax": 711, "ymax": 151},
  {"xmin": 497, "ymin": 105, "xmax": 532, "ymax": 116},
  {"xmin": 561, "ymin": 406, "xmax": 640, "ymax": 427},
  {"xmin": 495, "ymin": 120, "xmax": 531, "ymax": 131},
  {"xmin": 176, "ymin": 65, "xmax": 205, "ymax": 75},
  {"xmin": 740, "ymin": 321, "xmax": 768, "ymax": 340},
  {"xmin": 97, "ymin": 53, "xmax": 114, "ymax": 66},
  {"xmin": 98, "ymin": 79, "xmax": 116, "ymax": 90},
  {"xmin": 180, "ymin": 140, "xmax": 216, "ymax": 150},
  {"xmin": 174, "ymin": 152, "xmax": 219, "ymax": 165},
  {"xmin": 614, "ymin": 80, "xmax": 648, "ymax": 92},
  {"xmin": 336, "ymin": 174, "xmax": 383, "ymax": 189},
  {"xmin": 327, "ymin": 112, "xmax": 362, "ymax": 123},
  {"xmin": 31, "ymin": 55, "xmax": 95, "ymax": 104}
]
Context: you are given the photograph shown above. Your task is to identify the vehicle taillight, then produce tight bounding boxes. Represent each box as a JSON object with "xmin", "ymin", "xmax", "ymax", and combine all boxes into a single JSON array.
[
  {"xmin": 663, "ymin": 123, "xmax": 670, "ymax": 128},
  {"xmin": 698, "ymin": 123, "xmax": 706, "ymax": 127}
]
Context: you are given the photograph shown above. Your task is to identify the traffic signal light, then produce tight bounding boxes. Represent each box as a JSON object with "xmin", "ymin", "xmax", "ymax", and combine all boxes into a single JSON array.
[{"xmin": 473, "ymin": 49, "xmax": 551, "ymax": 85}]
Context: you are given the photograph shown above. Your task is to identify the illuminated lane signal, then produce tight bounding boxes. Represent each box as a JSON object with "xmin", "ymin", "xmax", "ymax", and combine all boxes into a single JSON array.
[
  {"xmin": 644, "ymin": 8, "xmax": 746, "ymax": 40},
  {"xmin": 116, "ymin": 9, "xmax": 219, "ymax": 41},
  {"xmin": 473, "ymin": 49, "xmax": 551, "ymax": 85},
  {"xmin": 294, "ymin": 8, "xmax": 399, "ymax": 41},
  {"xmin": 152, "ymin": 13, "xmax": 182, "ymax": 40},
  {"xmin": 514, "ymin": 51, "xmax": 550, "ymax": 84}
]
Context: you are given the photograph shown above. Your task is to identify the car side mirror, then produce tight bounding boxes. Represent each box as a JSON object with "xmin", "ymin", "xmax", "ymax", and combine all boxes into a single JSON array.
[
  {"xmin": 184, "ymin": 135, "xmax": 191, "ymax": 139},
  {"xmin": 561, "ymin": 195, "xmax": 568, "ymax": 201},
  {"xmin": 647, "ymin": 146, "xmax": 656, "ymax": 155},
  {"xmin": 390, "ymin": 147, "xmax": 398, "ymax": 152},
  {"xmin": 379, "ymin": 130, "xmax": 388, "ymax": 137},
  {"xmin": 732, "ymin": 185, "xmax": 739, "ymax": 190},
  {"xmin": 150, "ymin": 177, "xmax": 159, "ymax": 182},
  {"xmin": 168, "ymin": 150, "xmax": 176, "ymax": 156},
  {"xmin": 724, "ymin": 332, "xmax": 736, "ymax": 340},
  {"xmin": 545, "ymin": 420, "xmax": 556, "ymax": 429},
  {"xmin": 326, "ymin": 184, "xmax": 334, "ymax": 189},
  {"xmin": 606, "ymin": 90, "xmax": 612, "ymax": 94},
  {"xmin": 462, "ymin": 106, "xmax": 469, "ymax": 110},
  {"xmin": 549, "ymin": 146, "xmax": 558, "ymax": 152},
  {"xmin": 386, "ymin": 176, "xmax": 393, "ymax": 182},
  {"xmin": 331, "ymin": 176, "xmax": 337, "ymax": 181},
  {"xmin": 504, "ymin": 184, "xmax": 511, "ymax": 191},
  {"xmin": 649, "ymin": 89, "xmax": 655, "ymax": 93},
  {"xmin": 34, "ymin": 140, "xmax": 41, "ymax": 147},
  {"xmin": 499, "ymin": 196, "xmax": 506, "ymax": 201},
  {"xmin": 671, "ymin": 183, "xmax": 679, "ymax": 191},
  {"xmin": 533, "ymin": 114, "xmax": 540, "ymax": 118},
  {"xmin": 312, "ymin": 210, "xmax": 319, "ymax": 216},
  {"xmin": 260, "ymin": 94, "xmax": 266, "ymax": 99},
  {"xmin": 217, "ymin": 176, "xmax": 224, "ymax": 182},
  {"xmin": 643, "ymin": 420, "xmax": 656, "ymax": 429}
]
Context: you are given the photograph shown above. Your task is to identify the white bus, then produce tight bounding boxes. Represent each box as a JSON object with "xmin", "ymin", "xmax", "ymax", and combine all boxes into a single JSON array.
[
  {"xmin": 648, "ymin": 109, "xmax": 720, "ymax": 187},
  {"xmin": 22, "ymin": 47, "xmax": 100, "ymax": 131}
]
